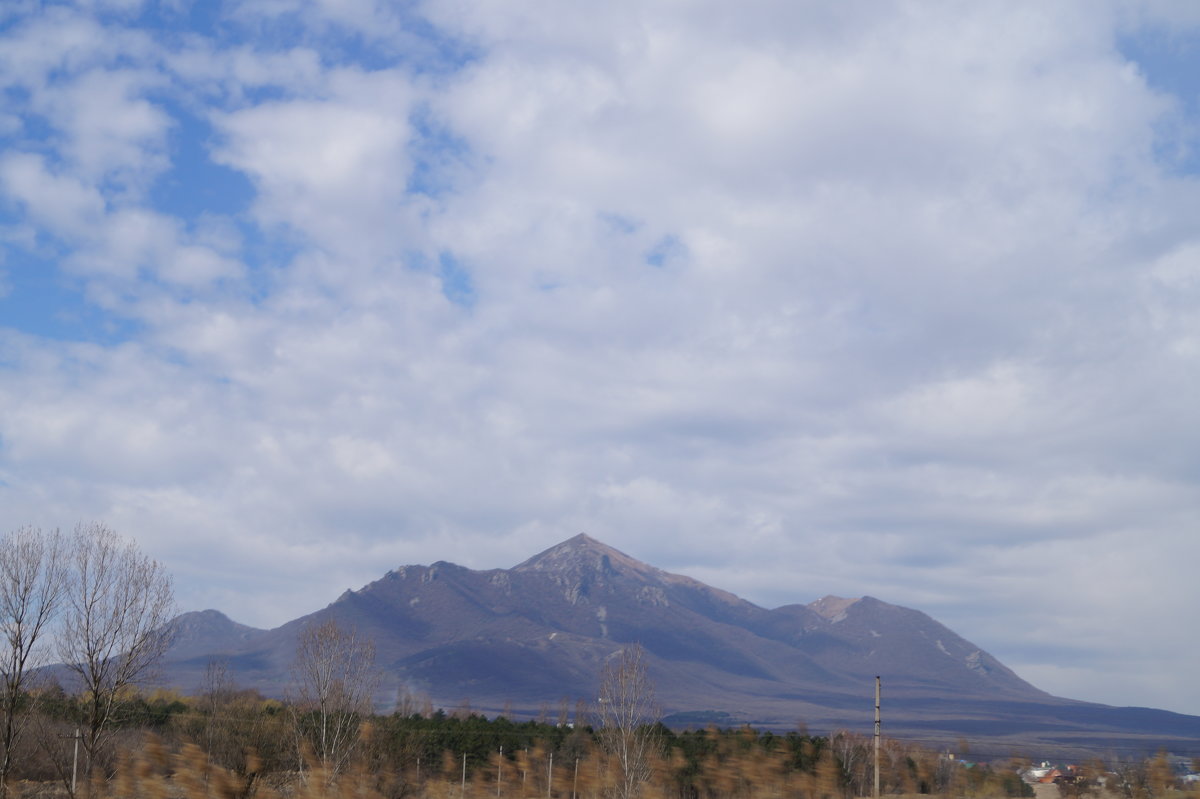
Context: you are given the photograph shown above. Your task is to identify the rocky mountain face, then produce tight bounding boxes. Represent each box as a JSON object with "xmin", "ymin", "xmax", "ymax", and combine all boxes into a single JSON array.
[{"xmin": 162, "ymin": 534, "xmax": 1200, "ymax": 755}]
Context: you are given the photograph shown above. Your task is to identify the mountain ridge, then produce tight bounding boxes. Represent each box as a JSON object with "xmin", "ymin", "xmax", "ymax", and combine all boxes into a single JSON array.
[{"xmin": 161, "ymin": 535, "xmax": 1200, "ymax": 756}]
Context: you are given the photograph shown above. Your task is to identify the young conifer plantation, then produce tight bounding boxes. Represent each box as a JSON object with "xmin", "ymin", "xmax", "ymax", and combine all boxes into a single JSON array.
[
  {"xmin": 8, "ymin": 683, "xmax": 1197, "ymax": 799},
  {"xmin": 3, "ymin": 692, "xmax": 1047, "ymax": 799}
]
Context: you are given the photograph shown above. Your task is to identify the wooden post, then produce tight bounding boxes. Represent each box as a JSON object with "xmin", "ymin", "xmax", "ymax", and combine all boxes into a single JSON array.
[
  {"xmin": 72, "ymin": 728, "xmax": 80, "ymax": 796},
  {"xmin": 874, "ymin": 676, "xmax": 881, "ymax": 799}
]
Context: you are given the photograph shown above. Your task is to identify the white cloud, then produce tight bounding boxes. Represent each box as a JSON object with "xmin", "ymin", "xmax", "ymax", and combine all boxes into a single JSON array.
[
  {"xmin": 210, "ymin": 71, "xmax": 423, "ymax": 265},
  {"xmin": 0, "ymin": 153, "xmax": 106, "ymax": 237},
  {"xmin": 34, "ymin": 67, "xmax": 172, "ymax": 189},
  {"xmin": 1, "ymin": 0, "xmax": 1199, "ymax": 717}
]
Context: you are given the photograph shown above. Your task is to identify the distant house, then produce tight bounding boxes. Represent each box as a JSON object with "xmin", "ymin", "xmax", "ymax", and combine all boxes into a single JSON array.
[
  {"xmin": 1021, "ymin": 762, "xmax": 1085, "ymax": 785},
  {"xmin": 1021, "ymin": 762, "xmax": 1053, "ymax": 783}
]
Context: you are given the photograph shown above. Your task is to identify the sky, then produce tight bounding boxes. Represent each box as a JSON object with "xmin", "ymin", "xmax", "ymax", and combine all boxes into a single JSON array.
[{"xmin": 1, "ymin": 0, "xmax": 1199, "ymax": 715}]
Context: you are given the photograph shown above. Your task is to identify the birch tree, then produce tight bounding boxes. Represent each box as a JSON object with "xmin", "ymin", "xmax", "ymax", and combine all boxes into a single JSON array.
[
  {"xmin": 0, "ymin": 526, "xmax": 66, "ymax": 798},
  {"xmin": 57, "ymin": 522, "xmax": 175, "ymax": 783},
  {"xmin": 290, "ymin": 619, "xmax": 378, "ymax": 777},
  {"xmin": 595, "ymin": 644, "xmax": 659, "ymax": 799}
]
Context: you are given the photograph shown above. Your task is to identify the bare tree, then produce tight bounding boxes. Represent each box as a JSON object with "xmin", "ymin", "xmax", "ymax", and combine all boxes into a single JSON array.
[
  {"xmin": 290, "ymin": 618, "xmax": 379, "ymax": 778},
  {"xmin": 56, "ymin": 522, "xmax": 175, "ymax": 784},
  {"xmin": 830, "ymin": 731, "xmax": 871, "ymax": 797},
  {"xmin": 594, "ymin": 644, "xmax": 659, "ymax": 799},
  {"xmin": 200, "ymin": 659, "xmax": 233, "ymax": 762},
  {"xmin": 394, "ymin": 685, "xmax": 428, "ymax": 718},
  {"xmin": 177, "ymin": 660, "xmax": 287, "ymax": 793},
  {"xmin": 0, "ymin": 526, "xmax": 67, "ymax": 799}
]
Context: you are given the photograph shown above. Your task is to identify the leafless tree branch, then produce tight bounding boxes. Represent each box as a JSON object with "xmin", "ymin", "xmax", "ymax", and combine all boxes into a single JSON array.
[
  {"xmin": 0, "ymin": 526, "xmax": 66, "ymax": 799},
  {"xmin": 56, "ymin": 521, "xmax": 175, "ymax": 784},
  {"xmin": 595, "ymin": 644, "xmax": 659, "ymax": 799},
  {"xmin": 289, "ymin": 618, "xmax": 379, "ymax": 779}
]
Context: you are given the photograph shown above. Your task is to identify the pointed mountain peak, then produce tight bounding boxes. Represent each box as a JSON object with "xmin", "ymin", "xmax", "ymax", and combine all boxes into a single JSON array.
[
  {"xmin": 809, "ymin": 595, "xmax": 863, "ymax": 622},
  {"xmin": 513, "ymin": 534, "xmax": 658, "ymax": 579},
  {"xmin": 170, "ymin": 608, "xmax": 259, "ymax": 632},
  {"xmin": 165, "ymin": 609, "xmax": 265, "ymax": 660}
]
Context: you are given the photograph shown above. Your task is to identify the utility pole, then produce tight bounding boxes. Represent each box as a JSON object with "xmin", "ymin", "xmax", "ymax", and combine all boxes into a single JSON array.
[
  {"xmin": 59, "ymin": 728, "xmax": 80, "ymax": 797},
  {"xmin": 874, "ymin": 676, "xmax": 881, "ymax": 799},
  {"xmin": 72, "ymin": 728, "xmax": 80, "ymax": 796}
]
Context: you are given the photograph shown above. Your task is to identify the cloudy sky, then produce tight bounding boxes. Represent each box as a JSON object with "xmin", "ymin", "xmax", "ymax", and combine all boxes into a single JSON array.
[{"xmin": 2, "ymin": 0, "xmax": 1200, "ymax": 714}]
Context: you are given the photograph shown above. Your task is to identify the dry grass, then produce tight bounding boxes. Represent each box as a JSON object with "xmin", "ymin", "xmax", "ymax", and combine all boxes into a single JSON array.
[{"xmin": 23, "ymin": 733, "xmax": 1187, "ymax": 799}]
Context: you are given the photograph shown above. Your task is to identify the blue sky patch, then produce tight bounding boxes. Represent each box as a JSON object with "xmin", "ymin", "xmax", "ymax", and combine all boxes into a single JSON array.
[
  {"xmin": 406, "ymin": 104, "xmax": 474, "ymax": 199},
  {"xmin": 438, "ymin": 250, "xmax": 474, "ymax": 308},
  {"xmin": 0, "ymin": 254, "xmax": 138, "ymax": 343},
  {"xmin": 645, "ymin": 235, "xmax": 685, "ymax": 268},
  {"xmin": 150, "ymin": 102, "xmax": 256, "ymax": 222},
  {"xmin": 599, "ymin": 212, "xmax": 640, "ymax": 235},
  {"xmin": 1120, "ymin": 27, "xmax": 1200, "ymax": 174}
]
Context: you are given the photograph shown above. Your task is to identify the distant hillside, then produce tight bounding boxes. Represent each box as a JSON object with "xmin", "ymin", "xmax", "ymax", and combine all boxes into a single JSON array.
[{"xmin": 161, "ymin": 534, "xmax": 1200, "ymax": 756}]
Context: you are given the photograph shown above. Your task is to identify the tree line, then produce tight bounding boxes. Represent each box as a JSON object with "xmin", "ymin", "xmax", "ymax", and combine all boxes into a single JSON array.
[{"xmin": 5, "ymin": 686, "xmax": 1041, "ymax": 799}]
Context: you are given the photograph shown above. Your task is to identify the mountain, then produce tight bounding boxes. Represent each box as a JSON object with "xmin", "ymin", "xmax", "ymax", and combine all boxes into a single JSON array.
[
  {"xmin": 159, "ymin": 534, "xmax": 1200, "ymax": 756},
  {"xmin": 168, "ymin": 609, "xmax": 266, "ymax": 661}
]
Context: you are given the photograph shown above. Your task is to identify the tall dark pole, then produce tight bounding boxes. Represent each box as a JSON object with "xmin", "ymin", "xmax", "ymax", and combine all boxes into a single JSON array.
[
  {"xmin": 874, "ymin": 676, "xmax": 881, "ymax": 799},
  {"xmin": 72, "ymin": 728, "xmax": 79, "ymax": 796}
]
